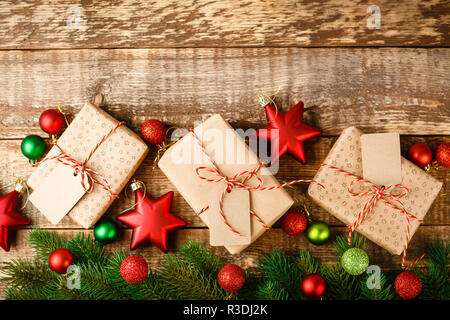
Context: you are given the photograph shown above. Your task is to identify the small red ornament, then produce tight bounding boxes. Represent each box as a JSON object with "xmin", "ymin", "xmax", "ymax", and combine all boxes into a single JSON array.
[
  {"xmin": 218, "ymin": 264, "xmax": 246, "ymax": 292},
  {"xmin": 48, "ymin": 248, "xmax": 74, "ymax": 274},
  {"xmin": 116, "ymin": 182, "xmax": 186, "ymax": 252},
  {"xmin": 301, "ymin": 273, "xmax": 326, "ymax": 299},
  {"xmin": 436, "ymin": 142, "xmax": 450, "ymax": 168},
  {"xmin": 120, "ymin": 255, "xmax": 149, "ymax": 284},
  {"xmin": 141, "ymin": 119, "xmax": 166, "ymax": 145},
  {"xmin": 281, "ymin": 211, "xmax": 308, "ymax": 236},
  {"xmin": 0, "ymin": 186, "xmax": 30, "ymax": 251},
  {"xmin": 39, "ymin": 109, "xmax": 65, "ymax": 135},
  {"xmin": 256, "ymin": 99, "xmax": 321, "ymax": 164},
  {"xmin": 407, "ymin": 143, "xmax": 432, "ymax": 168},
  {"xmin": 395, "ymin": 271, "xmax": 422, "ymax": 299}
]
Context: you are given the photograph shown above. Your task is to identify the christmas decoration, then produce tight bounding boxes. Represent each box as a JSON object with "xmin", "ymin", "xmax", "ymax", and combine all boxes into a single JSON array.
[
  {"xmin": 281, "ymin": 211, "xmax": 308, "ymax": 236},
  {"xmin": 116, "ymin": 181, "xmax": 186, "ymax": 252},
  {"xmin": 341, "ymin": 248, "xmax": 369, "ymax": 275},
  {"xmin": 256, "ymin": 97, "xmax": 321, "ymax": 164},
  {"xmin": 394, "ymin": 271, "xmax": 422, "ymax": 300},
  {"xmin": 48, "ymin": 248, "xmax": 74, "ymax": 274},
  {"xmin": 39, "ymin": 109, "xmax": 65, "ymax": 135},
  {"xmin": 218, "ymin": 264, "xmax": 246, "ymax": 293},
  {"xmin": 308, "ymin": 127, "xmax": 443, "ymax": 267},
  {"xmin": 141, "ymin": 119, "xmax": 166, "ymax": 145},
  {"xmin": 436, "ymin": 142, "xmax": 450, "ymax": 168},
  {"xmin": 27, "ymin": 102, "xmax": 149, "ymax": 228},
  {"xmin": 301, "ymin": 274, "xmax": 326, "ymax": 299},
  {"xmin": 0, "ymin": 229, "xmax": 447, "ymax": 300},
  {"xmin": 407, "ymin": 143, "xmax": 432, "ymax": 168},
  {"xmin": 120, "ymin": 255, "xmax": 149, "ymax": 284},
  {"xmin": 306, "ymin": 221, "xmax": 330, "ymax": 245},
  {"xmin": 21, "ymin": 135, "xmax": 46, "ymax": 162},
  {"xmin": 94, "ymin": 218, "xmax": 119, "ymax": 244},
  {"xmin": 0, "ymin": 180, "xmax": 30, "ymax": 251}
]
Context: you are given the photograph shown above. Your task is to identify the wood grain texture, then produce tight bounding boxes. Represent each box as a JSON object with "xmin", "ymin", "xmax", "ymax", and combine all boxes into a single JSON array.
[
  {"xmin": 0, "ymin": 48, "xmax": 449, "ymax": 138},
  {"xmin": 1, "ymin": 136, "xmax": 448, "ymax": 228},
  {"xmin": 0, "ymin": 0, "xmax": 448, "ymax": 49}
]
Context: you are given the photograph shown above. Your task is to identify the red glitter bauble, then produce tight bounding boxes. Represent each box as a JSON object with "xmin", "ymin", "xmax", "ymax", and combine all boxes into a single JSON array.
[
  {"xmin": 407, "ymin": 143, "xmax": 432, "ymax": 168},
  {"xmin": 48, "ymin": 248, "xmax": 74, "ymax": 274},
  {"xmin": 395, "ymin": 271, "xmax": 422, "ymax": 300},
  {"xmin": 39, "ymin": 109, "xmax": 65, "ymax": 135},
  {"xmin": 120, "ymin": 255, "xmax": 149, "ymax": 284},
  {"xmin": 436, "ymin": 142, "xmax": 450, "ymax": 168},
  {"xmin": 301, "ymin": 274, "xmax": 326, "ymax": 299},
  {"xmin": 218, "ymin": 264, "xmax": 246, "ymax": 292},
  {"xmin": 281, "ymin": 211, "xmax": 308, "ymax": 236},
  {"xmin": 140, "ymin": 119, "xmax": 166, "ymax": 145}
]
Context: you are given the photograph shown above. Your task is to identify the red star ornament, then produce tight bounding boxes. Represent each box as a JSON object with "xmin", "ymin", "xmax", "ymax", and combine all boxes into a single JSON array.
[
  {"xmin": 0, "ymin": 189, "xmax": 30, "ymax": 251},
  {"xmin": 256, "ymin": 101, "xmax": 321, "ymax": 164},
  {"xmin": 117, "ymin": 189, "xmax": 186, "ymax": 252}
]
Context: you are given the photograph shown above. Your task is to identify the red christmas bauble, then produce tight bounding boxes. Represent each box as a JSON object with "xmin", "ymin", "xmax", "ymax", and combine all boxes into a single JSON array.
[
  {"xmin": 407, "ymin": 143, "xmax": 432, "ymax": 168},
  {"xmin": 281, "ymin": 211, "xmax": 308, "ymax": 236},
  {"xmin": 301, "ymin": 273, "xmax": 326, "ymax": 299},
  {"xmin": 120, "ymin": 255, "xmax": 149, "ymax": 284},
  {"xmin": 39, "ymin": 109, "xmax": 65, "ymax": 135},
  {"xmin": 436, "ymin": 142, "xmax": 450, "ymax": 168},
  {"xmin": 140, "ymin": 119, "xmax": 166, "ymax": 145},
  {"xmin": 218, "ymin": 264, "xmax": 246, "ymax": 292},
  {"xmin": 395, "ymin": 271, "xmax": 422, "ymax": 300},
  {"xmin": 48, "ymin": 248, "xmax": 74, "ymax": 274}
]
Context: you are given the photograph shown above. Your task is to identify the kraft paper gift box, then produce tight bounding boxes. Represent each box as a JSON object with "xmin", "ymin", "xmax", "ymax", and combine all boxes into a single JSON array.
[
  {"xmin": 307, "ymin": 127, "xmax": 443, "ymax": 255},
  {"xmin": 27, "ymin": 102, "xmax": 149, "ymax": 228},
  {"xmin": 158, "ymin": 114, "xmax": 294, "ymax": 254}
]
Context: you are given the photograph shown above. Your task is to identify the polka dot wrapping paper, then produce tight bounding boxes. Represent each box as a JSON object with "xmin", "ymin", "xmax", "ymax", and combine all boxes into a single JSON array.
[
  {"xmin": 307, "ymin": 127, "xmax": 443, "ymax": 255},
  {"xmin": 27, "ymin": 103, "xmax": 149, "ymax": 228}
]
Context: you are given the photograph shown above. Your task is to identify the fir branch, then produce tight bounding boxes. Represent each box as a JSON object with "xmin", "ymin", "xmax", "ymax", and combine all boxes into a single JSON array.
[
  {"xmin": 27, "ymin": 228, "xmax": 67, "ymax": 261},
  {"xmin": 178, "ymin": 240, "xmax": 222, "ymax": 276},
  {"xmin": 104, "ymin": 251, "xmax": 173, "ymax": 300},
  {"xmin": 257, "ymin": 250, "xmax": 303, "ymax": 300},
  {"xmin": 418, "ymin": 241, "xmax": 449, "ymax": 300},
  {"xmin": 293, "ymin": 250, "xmax": 320, "ymax": 275},
  {"xmin": 359, "ymin": 271, "xmax": 394, "ymax": 300},
  {"xmin": 66, "ymin": 233, "xmax": 107, "ymax": 267},
  {"xmin": 0, "ymin": 259, "xmax": 58, "ymax": 290},
  {"xmin": 255, "ymin": 280, "xmax": 288, "ymax": 300},
  {"xmin": 3, "ymin": 284, "xmax": 50, "ymax": 300},
  {"xmin": 333, "ymin": 232, "xmax": 367, "ymax": 259},
  {"xmin": 320, "ymin": 263, "xmax": 361, "ymax": 300},
  {"xmin": 159, "ymin": 253, "xmax": 226, "ymax": 300}
]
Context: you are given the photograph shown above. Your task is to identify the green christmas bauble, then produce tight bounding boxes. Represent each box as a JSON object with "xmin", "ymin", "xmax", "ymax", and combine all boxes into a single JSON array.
[
  {"xmin": 306, "ymin": 221, "xmax": 330, "ymax": 245},
  {"xmin": 21, "ymin": 135, "xmax": 46, "ymax": 161},
  {"xmin": 341, "ymin": 248, "xmax": 369, "ymax": 275},
  {"xmin": 94, "ymin": 218, "xmax": 119, "ymax": 244}
]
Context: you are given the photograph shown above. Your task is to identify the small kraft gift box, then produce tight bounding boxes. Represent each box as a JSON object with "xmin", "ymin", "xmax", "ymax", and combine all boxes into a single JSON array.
[
  {"xmin": 158, "ymin": 114, "xmax": 298, "ymax": 254},
  {"xmin": 308, "ymin": 127, "xmax": 443, "ymax": 265},
  {"xmin": 27, "ymin": 102, "xmax": 149, "ymax": 228}
]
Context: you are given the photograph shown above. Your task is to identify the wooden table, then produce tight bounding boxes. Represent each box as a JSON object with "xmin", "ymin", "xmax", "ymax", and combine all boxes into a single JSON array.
[{"xmin": 0, "ymin": 1, "xmax": 448, "ymax": 298}]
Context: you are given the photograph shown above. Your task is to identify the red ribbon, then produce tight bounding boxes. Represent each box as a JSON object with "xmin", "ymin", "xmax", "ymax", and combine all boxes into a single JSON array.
[
  {"xmin": 36, "ymin": 121, "xmax": 125, "ymax": 199},
  {"xmin": 190, "ymin": 128, "xmax": 324, "ymax": 236},
  {"xmin": 320, "ymin": 163, "xmax": 425, "ymax": 270}
]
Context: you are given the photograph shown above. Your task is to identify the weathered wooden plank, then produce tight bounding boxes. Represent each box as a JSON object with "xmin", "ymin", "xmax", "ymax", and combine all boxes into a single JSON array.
[
  {"xmin": 0, "ymin": 136, "xmax": 448, "ymax": 228},
  {"xmin": 0, "ymin": 48, "xmax": 448, "ymax": 137},
  {"xmin": 0, "ymin": 0, "xmax": 448, "ymax": 49},
  {"xmin": 1, "ymin": 226, "xmax": 448, "ymax": 273}
]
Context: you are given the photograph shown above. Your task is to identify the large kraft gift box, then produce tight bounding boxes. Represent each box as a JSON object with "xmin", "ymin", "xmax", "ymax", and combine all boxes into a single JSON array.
[
  {"xmin": 158, "ymin": 114, "xmax": 294, "ymax": 254},
  {"xmin": 307, "ymin": 127, "xmax": 443, "ymax": 255},
  {"xmin": 27, "ymin": 103, "xmax": 149, "ymax": 228}
]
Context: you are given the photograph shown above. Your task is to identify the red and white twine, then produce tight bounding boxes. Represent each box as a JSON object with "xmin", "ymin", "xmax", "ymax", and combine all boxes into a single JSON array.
[
  {"xmin": 320, "ymin": 163, "xmax": 425, "ymax": 270},
  {"xmin": 190, "ymin": 128, "xmax": 324, "ymax": 237},
  {"xmin": 36, "ymin": 121, "xmax": 125, "ymax": 199}
]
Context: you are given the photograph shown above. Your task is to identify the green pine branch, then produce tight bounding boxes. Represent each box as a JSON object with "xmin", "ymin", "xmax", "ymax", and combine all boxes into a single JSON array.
[
  {"xmin": 418, "ymin": 241, "xmax": 449, "ymax": 300},
  {"xmin": 333, "ymin": 232, "xmax": 366, "ymax": 259}
]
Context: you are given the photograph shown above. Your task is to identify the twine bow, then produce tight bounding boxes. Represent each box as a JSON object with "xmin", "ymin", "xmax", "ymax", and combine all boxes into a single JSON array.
[
  {"xmin": 36, "ymin": 121, "xmax": 125, "ymax": 199},
  {"xmin": 321, "ymin": 163, "xmax": 425, "ymax": 270},
  {"xmin": 191, "ymin": 128, "xmax": 324, "ymax": 236}
]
